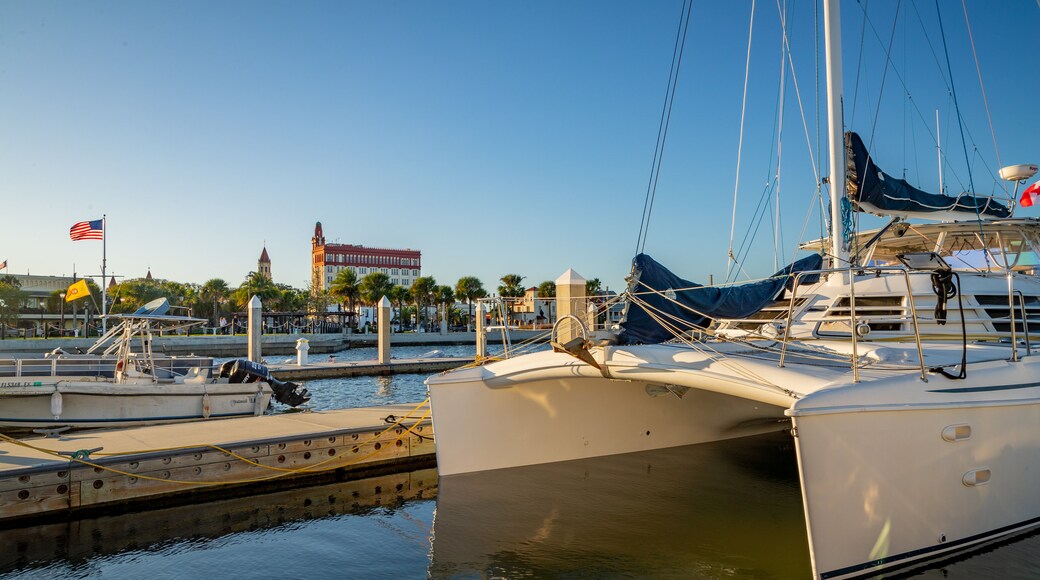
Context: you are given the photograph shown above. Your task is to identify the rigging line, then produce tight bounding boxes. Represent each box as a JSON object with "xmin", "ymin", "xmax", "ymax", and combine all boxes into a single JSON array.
[
  {"xmin": 774, "ymin": 0, "xmax": 787, "ymax": 272},
  {"xmin": 960, "ymin": 0, "xmax": 1003, "ymax": 192},
  {"xmin": 815, "ymin": 0, "xmax": 826, "ymax": 246},
  {"xmin": 733, "ymin": 179, "xmax": 780, "ymax": 278},
  {"xmin": 935, "ymin": 0, "xmax": 988, "ymax": 265},
  {"xmin": 635, "ymin": 0, "xmax": 688, "ymax": 256},
  {"xmin": 728, "ymin": 0, "xmax": 756, "ymax": 280},
  {"xmin": 636, "ymin": 0, "xmax": 694, "ymax": 255},
  {"xmin": 774, "ymin": 0, "xmax": 820, "ymax": 184},
  {"xmin": 855, "ymin": 1, "xmax": 991, "ymax": 198},
  {"xmin": 867, "ymin": 0, "xmax": 902, "ymax": 153},
  {"xmin": 850, "ymin": 0, "xmax": 871, "ymax": 126}
]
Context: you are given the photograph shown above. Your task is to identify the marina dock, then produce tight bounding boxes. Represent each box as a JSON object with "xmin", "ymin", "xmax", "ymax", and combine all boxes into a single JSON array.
[
  {"xmin": 268, "ymin": 356, "xmax": 470, "ymax": 380},
  {"xmin": 0, "ymin": 403, "xmax": 435, "ymax": 525}
]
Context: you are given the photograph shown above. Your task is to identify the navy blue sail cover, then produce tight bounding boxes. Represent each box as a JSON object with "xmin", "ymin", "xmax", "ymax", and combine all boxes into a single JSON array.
[
  {"xmin": 618, "ymin": 253, "xmax": 823, "ymax": 345},
  {"xmin": 846, "ymin": 131, "xmax": 1010, "ymax": 219}
]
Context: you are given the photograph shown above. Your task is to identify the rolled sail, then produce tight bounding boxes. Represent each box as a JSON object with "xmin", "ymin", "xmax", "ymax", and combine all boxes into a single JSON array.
[
  {"xmin": 619, "ymin": 253, "xmax": 822, "ymax": 345},
  {"xmin": 846, "ymin": 131, "xmax": 1010, "ymax": 220}
]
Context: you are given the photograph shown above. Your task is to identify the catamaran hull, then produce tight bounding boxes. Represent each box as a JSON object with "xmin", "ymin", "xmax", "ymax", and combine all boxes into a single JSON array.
[
  {"xmin": 428, "ymin": 350, "xmax": 792, "ymax": 476},
  {"xmin": 0, "ymin": 382, "xmax": 272, "ymax": 428},
  {"xmin": 790, "ymin": 358, "xmax": 1040, "ymax": 578}
]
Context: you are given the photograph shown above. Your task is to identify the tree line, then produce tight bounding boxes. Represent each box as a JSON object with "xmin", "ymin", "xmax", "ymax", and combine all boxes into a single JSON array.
[{"xmin": 0, "ymin": 270, "xmax": 605, "ymax": 331}]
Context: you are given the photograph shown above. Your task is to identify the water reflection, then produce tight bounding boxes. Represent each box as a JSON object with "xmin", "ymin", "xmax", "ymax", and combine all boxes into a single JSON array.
[
  {"xmin": 0, "ymin": 469, "xmax": 437, "ymax": 577},
  {"xmin": 3, "ymin": 429, "xmax": 1036, "ymax": 579},
  {"xmin": 430, "ymin": 431, "xmax": 812, "ymax": 578}
]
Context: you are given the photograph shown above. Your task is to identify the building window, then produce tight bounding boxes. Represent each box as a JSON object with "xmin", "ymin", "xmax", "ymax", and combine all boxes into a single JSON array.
[{"xmin": 412, "ymin": 269, "xmax": 419, "ymax": 276}]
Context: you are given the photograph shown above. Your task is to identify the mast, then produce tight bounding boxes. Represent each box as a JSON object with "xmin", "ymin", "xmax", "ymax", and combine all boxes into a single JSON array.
[
  {"xmin": 823, "ymin": 0, "xmax": 848, "ymax": 269},
  {"xmin": 936, "ymin": 109, "xmax": 944, "ymax": 194},
  {"xmin": 101, "ymin": 214, "xmax": 107, "ymax": 335}
]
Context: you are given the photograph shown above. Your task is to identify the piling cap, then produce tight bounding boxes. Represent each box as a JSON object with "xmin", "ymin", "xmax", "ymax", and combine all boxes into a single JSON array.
[
  {"xmin": 249, "ymin": 295, "xmax": 262, "ymax": 308},
  {"xmin": 556, "ymin": 268, "xmax": 586, "ymax": 285},
  {"xmin": 378, "ymin": 296, "xmax": 392, "ymax": 308}
]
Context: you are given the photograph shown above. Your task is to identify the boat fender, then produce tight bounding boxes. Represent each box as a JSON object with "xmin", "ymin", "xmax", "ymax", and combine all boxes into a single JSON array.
[{"xmin": 50, "ymin": 392, "xmax": 63, "ymax": 420}]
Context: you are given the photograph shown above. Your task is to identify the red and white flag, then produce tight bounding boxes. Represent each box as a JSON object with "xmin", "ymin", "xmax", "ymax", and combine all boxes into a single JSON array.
[{"xmin": 1020, "ymin": 181, "xmax": 1040, "ymax": 207}]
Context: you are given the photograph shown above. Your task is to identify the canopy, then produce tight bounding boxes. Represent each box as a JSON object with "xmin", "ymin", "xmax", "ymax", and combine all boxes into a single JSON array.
[{"xmin": 618, "ymin": 253, "xmax": 823, "ymax": 345}]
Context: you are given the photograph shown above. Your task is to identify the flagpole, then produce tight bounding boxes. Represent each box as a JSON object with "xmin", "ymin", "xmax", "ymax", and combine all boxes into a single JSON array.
[{"xmin": 101, "ymin": 214, "xmax": 107, "ymax": 335}]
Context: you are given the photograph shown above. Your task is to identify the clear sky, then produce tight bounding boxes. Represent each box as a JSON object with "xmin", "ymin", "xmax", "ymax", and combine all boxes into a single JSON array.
[{"xmin": 2, "ymin": 1, "xmax": 1037, "ymax": 294}]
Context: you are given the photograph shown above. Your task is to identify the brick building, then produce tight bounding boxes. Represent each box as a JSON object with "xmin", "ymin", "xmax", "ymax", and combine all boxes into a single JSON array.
[{"xmin": 310, "ymin": 222, "xmax": 421, "ymax": 292}]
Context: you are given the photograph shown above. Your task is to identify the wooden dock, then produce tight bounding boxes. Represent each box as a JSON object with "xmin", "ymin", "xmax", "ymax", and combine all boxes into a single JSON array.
[
  {"xmin": 0, "ymin": 403, "xmax": 435, "ymax": 525},
  {"xmin": 268, "ymin": 356, "xmax": 471, "ymax": 380}
]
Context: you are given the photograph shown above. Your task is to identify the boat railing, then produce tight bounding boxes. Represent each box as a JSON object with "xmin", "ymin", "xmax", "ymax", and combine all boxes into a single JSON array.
[
  {"xmin": 779, "ymin": 266, "xmax": 1034, "ymax": 381},
  {"xmin": 780, "ymin": 267, "xmax": 926, "ymax": 383}
]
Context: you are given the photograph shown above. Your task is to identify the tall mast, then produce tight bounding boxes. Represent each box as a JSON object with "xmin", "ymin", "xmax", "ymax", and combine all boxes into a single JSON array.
[
  {"xmin": 823, "ymin": 0, "xmax": 848, "ymax": 269},
  {"xmin": 936, "ymin": 109, "xmax": 944, "ymax": 194},
  {"xmin": 101, "ymin": 214, "xmax": 107, "ymax": 335}
]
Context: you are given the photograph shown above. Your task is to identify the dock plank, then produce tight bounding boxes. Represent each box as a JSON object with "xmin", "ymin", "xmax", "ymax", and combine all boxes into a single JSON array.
[{"xmin": 0, "ymin": 403, "xmax": 434, "ymax": 523}]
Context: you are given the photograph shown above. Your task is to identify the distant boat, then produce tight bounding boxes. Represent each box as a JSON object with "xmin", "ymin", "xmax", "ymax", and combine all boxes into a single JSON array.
[{"xmin": 0, "ymin": 298, "xmax": 309, "ymax": 429}]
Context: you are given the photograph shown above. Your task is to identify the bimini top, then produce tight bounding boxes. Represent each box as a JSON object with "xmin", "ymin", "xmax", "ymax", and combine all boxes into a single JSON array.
[{"xmin": 846, "ymin": 131, "xmax": 1011, "ymax": 221}]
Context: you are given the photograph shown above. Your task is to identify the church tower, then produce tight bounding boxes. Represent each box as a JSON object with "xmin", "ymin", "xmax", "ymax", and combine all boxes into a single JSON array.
[{"xmin": 258, "ymin": 246, "xmax": 272, "ymax": 279}]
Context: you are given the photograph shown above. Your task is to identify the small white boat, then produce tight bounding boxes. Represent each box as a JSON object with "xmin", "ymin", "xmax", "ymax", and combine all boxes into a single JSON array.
[{"xmin": 0, "ymin": 299, "xmax": 309, "ymax": 429}]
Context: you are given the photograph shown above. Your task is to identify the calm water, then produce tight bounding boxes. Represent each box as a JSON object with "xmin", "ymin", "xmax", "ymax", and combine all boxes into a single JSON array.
[{"xmin": 3, "ymin": 346, "xmax": 1039, "ymax": 579}]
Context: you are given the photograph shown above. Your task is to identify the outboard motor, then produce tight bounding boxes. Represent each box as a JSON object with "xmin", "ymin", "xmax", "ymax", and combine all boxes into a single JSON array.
[{"xmin": 218, "ymin": 359, "xmax": 311, "ymax": 407}]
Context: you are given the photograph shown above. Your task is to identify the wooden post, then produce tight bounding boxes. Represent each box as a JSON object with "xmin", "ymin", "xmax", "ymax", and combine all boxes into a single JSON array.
[
  {"xmin": 377, "ymin": 296, "xmax": 391, "ymax": 364},
  {"xmin": 556, "ymin": 269, "xmax": 587, "ymax": 344},
  {"xmin": 475, "ymin": 301, "xmax": 486, "ymax": 361},
  {"xmin": 248, "ymin": 295, "xmax": 262, "ymax": 362}
]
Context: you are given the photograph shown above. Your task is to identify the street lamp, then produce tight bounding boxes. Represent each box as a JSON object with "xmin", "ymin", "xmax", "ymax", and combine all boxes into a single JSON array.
[{"xmin": 60, "ymin": 293, "xmax": 65, "ymax": 337}]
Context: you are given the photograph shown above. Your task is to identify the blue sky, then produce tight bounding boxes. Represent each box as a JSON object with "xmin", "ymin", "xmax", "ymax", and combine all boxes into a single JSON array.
[{"xmin": 2, "ymin": 1, "xmax": 1037, "ymax": 294}]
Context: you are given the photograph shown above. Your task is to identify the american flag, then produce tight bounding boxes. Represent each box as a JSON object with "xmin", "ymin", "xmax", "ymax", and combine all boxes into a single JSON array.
[{"xmin": 70, "ymin": 219, "xmax": 104, "ymax": 241}]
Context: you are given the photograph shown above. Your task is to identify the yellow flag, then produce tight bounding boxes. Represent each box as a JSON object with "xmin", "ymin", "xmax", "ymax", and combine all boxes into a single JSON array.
[{"xmin": 66, "ymin": 279, "xmax": 90, "ymax": 302}]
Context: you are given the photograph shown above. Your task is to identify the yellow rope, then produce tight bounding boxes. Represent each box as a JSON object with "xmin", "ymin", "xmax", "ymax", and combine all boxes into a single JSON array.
[{"xmin": 0, "ymin": 398, "xmax": 434, "ymax": 487}]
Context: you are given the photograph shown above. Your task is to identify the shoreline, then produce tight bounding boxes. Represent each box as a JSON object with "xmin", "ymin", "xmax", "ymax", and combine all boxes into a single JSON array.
[{"xmin": 0, "ymin": 330, "xmax": 547, "ymax": 357}]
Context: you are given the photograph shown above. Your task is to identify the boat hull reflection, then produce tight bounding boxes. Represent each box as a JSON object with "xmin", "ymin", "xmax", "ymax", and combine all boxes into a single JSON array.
[{"xmin": 430, "ymin": 431, "xmax": 811, "ymax": 578}]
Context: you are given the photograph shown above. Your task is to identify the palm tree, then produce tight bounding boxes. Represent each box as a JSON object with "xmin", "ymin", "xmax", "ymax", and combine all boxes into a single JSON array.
[
  {"xmin": 410, "ymin": 276, "xmax": 437, "ymax": 331},
  {"xmin": 585, "ymin": 278, "xmax": 603, "ymax": 300},
  {"xmin": 200, "ymin": 278, "xmax": 230, "ymax": 327},
  {"xmin": 454, "ymin": 276, "xmax": 487, "ymax": 331},
  {"xmin": 537, "ymin": 280, "xmax": 556, "ymax": 298},
  {"xmin": 328, "ymin": 269, "xmax": 360, "ymax": 327},
  {"xmin": 358, "ymin": 272, "xmax": 393, "ymax": 306},
  {"xmin": 436, "ymin": 285, "xmax": 455, "ymax": 329},
  {"xmin": 498, "ymin": 273, "xmax": 525, "ymax": 325},
  {"xmin": 232, "ymin": 271, "xmax": 280, "ymax": 309},
  {"xmin": 389, "ymin": 285, "xmax": 410, "ymax": 329}
]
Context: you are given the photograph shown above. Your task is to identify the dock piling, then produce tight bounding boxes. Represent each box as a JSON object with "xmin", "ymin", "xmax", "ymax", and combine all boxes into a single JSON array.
[
  {"xmin": 378, "ymin": 295, "xmax": 391, "ymax": 364},
  {"xmin": 248, "ymin": 295, "xmax": 262, "ymax": 362}
]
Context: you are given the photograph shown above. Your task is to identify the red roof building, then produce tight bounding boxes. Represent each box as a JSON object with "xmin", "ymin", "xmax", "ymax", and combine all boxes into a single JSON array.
[{"xmin": 310, "ymin": 222, "xmax": 421, "ymax": 292}]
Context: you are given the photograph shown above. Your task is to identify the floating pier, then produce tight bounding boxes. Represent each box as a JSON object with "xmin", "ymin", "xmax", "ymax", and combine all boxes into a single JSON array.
[
  {"xmin": 0, "ymin": 403, "xmax": 434, "ymax": 525},
  {"xmin": 268, "ymin": 357, "xmax": 470, "ymax": 380}
]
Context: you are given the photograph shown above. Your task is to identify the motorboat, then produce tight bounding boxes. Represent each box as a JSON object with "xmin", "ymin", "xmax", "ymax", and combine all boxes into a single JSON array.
[{"xmin": 0, "ymin": 298, "xmax": 309, "ymax": 429}]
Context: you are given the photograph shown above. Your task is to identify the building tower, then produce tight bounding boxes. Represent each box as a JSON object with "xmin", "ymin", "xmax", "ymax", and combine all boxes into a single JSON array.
[
  {"xmin": 310, "ymin": 221, "xmax": 421, "ymax": 293},
  {"xmin": 258, "ymin": 246, "xmax": 272, "ymax": 279}
]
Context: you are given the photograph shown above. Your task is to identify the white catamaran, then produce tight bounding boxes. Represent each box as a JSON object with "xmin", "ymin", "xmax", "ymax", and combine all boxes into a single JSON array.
[{"xmin": 427, "ymin": 2, "xmax": 1040, "ymax": 578}]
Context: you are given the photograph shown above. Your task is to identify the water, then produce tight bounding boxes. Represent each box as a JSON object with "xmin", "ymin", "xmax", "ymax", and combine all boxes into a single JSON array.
[
  {"xmin": 3, "ymin": 347, "xmax": 1039, "ymax": 578},
  {"xmin": 227, "ymin": 344, "xmax": 509, "ymax": 411}
]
